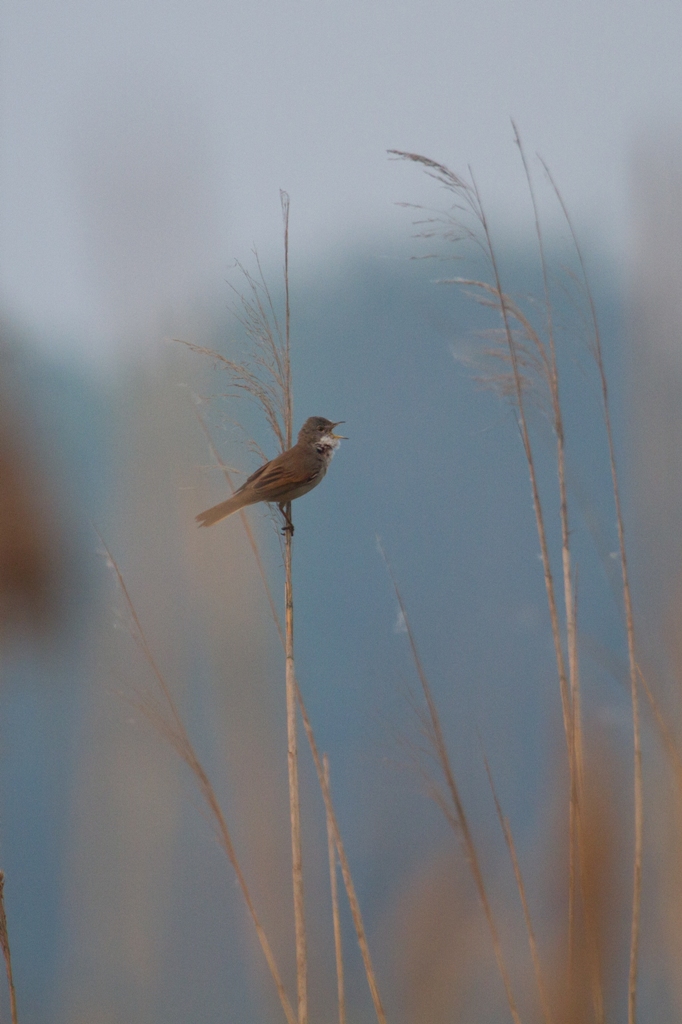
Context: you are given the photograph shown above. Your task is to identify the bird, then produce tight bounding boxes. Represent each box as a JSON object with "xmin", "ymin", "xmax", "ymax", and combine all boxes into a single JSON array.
[{"xmin": 196, "ymin": 416, "xmax": 346, "ymax": 533}]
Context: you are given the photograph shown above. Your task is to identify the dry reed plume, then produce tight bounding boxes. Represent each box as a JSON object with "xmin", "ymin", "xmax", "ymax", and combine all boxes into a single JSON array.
[{"xmin": 388, "ymin": 136, "xmax": 646, "ymax": 1021}]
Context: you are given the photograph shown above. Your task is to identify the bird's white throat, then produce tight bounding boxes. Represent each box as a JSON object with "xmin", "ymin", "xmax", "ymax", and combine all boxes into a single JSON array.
[{"xmin": 315, "ymin": 434, "xmax": 341, "ymax": 461}]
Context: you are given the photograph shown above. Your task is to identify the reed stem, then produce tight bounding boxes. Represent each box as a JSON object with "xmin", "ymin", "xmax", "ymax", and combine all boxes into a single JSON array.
[
  {"xmin": 324, "ymin": 756, "xmax": 347, "ymax": 1024},
  {"xmin": 284, "ymin": 514, "xmax": 307, "ymax": 1024},
  {"xmin": 0, "ymin": 873, "xmax": 18, "ymax": 1024}
]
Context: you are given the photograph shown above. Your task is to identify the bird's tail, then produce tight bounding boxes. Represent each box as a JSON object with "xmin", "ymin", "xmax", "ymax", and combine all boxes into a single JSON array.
[{"xmin": 196, "ymin": 493, "xmax": 248, "ymax": 528}]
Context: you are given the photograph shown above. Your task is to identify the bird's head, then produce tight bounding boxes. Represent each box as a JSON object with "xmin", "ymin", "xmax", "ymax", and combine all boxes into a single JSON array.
[{"xmin": 298, "ymin": 417, "xmax": 347, "ymax": 444}]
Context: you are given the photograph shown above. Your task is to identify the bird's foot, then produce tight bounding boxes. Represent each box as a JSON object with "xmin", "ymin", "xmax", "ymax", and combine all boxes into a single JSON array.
[{"xmin": 278, "ymin": 503, "xmax": 294, "ymax": 536}]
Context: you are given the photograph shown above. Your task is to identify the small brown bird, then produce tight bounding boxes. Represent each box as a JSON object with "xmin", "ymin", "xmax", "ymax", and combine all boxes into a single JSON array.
[{"xmin": 196, "ymin": 416, "xmax": 346, "ymax": 532}]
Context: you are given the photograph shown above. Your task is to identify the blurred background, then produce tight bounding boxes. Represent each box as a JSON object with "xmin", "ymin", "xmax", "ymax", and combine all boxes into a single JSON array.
[{"xmin": 0, "ymin": 0, "xmax": 681, "ymax": 1020}]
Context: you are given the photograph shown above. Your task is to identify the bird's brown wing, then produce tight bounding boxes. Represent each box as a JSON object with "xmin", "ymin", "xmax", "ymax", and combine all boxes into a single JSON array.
[
  {"xmin": 196, "ymin": 449, "xmax": 320, "ymax": 528},
  {"xmin": 243, "ymin": 452, "xmax": 319, "ymax": 502}
]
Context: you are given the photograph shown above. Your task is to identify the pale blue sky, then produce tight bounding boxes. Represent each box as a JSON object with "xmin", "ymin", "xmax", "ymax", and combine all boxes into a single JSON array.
[{"xmin": 1, "ymin": 0, "xmax": 680, "ymax": 355}]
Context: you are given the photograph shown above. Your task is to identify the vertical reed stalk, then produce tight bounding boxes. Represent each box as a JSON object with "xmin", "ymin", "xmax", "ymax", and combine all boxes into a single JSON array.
[
  {"xmin": 194, "ymin": 408, "xmax": 285, "ymax": 647},
  {"xmin": 513, "ymin": 125, "xmax": 594, "ymax": 1011},
  {"xmin": 474, "ymin": 175, "xmax": 573, "ymax": 757},
  {"xmin": 279, "ymin": 191, "xmax": 307, "ymax": 1024},
  {"xmin": 100, "ymin": 538, "xmax": 297, "ymax": 1024},
  {"xmin": 542, "ymin": 161, "xmax": 642, "ymax": 1024},
  {"xmin": 188, "ymin": 194, "xmax": 380, "ymax": 1023},
  {"xmin": 284, "ymin": 515, "xmax": 307, "ymax": 1024},
  {"xmin": 380, "ymin": 543, "xmax": 521, "ymax": 1024},
  {"xmin": 638, "ymin": 666, "xmax": 682, "ymax": 789},
  {"xmin": 281, "ymin": 190, "xmax": 292, "ymax": 434},
  {"xmin": 296, "ymin": 684, "xmax": 388, "ymax": 1024},
  {"xmin": 513, "ymin": 125, "xmax": 583, "ymax": 777},
  {"xmin": 470, "ymin": 179, "xmax": 581, "ymax": 976},
  {"xmin": 324, "ymin": 755, "xmax": 347, "ymax": 1024},
  {"xmin": 197, "ymin": 418, "xmax": 383, "ymax": 1024},
  {"xmin": 392, "ymin": 147, "xmax": 608, "ymax": 1013},
  {"xmin": 391, "ymin": 150, "xmax": 574, "ymax": 768},
  {"xmin": 482, "ymin": 752, "xmax": 553, "ymax": 1024},
  {"xmin": 0, "ymin": 873, "xmax": 18, "ymax": 1024}
]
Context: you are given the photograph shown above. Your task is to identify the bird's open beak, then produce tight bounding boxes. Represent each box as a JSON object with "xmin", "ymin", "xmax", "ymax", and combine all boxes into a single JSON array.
[{"xmin": 330, "ymin": 421, "xmax": 348, "ymax": 439}]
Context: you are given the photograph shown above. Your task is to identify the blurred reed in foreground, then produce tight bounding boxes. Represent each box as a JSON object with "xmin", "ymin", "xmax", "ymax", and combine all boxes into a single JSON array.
[
  {"xmin": 0, "ymin": 346, "xmax": 65, "ymax": 1024},
  {"xmin": 0, "ymin": 351, "xmax": 61, "ymax": 634}
]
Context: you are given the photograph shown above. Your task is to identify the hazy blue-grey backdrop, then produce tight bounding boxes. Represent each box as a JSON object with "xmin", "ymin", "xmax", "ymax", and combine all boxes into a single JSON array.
[
  {"xmin": 1, "ymin": 0, "xmax": 680, "ymax": 356},
  {"xmin": 0, "ymin": 1, "xmax": 680, "ymax": 1021}
]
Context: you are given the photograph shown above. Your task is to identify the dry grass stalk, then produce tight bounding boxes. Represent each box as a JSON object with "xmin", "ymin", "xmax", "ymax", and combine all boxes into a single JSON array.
[
  {"xmin": 0, "ymin": 872, "xmax": 18, "ymax": 1024},
  {"xmin": 194, "ymin": 406, "xmax": 285, "ymax": 647},
  {"xmin": 393, "ymin": 852, "xmax": 473, "ymax": 1022},
  {"xmin": 512, "ymin": 126, "xmax": 585, "ymax": 989},
  {"xmin": 391, "ymin": 147, "xmax": 583, "ymax": 1000},
  {"xmin": 190, "ymin": 192, "xmax": 395, "ymax": 1024},
  {"xmin": 98, "ymin": 535, "xmax": 297, "ymax": 1024},
  {"xmin": 660, "ymin": 643, "xmax": 682, "ymax": 1016},
  {"xmin": 196, "ymin": 415, "xmax": 386, "ymax": 1024},
  {"xmin": 392, "ymin": 144, "xmax": 630, "ymax": 1017},
  {"xmin": 295, "ymin": 682, "xmax": 388, "ymax": 1024},
  {"xmin": 541, "ymin": 160, "xmax": 643, "ymax": 1024},
  {"xmin": 324, "ymin": 755, "xmax": 347, "ymax": 1024},
  {"xmin": 0, "ymin": 396, "xmax": 60, "ymax": 635},
  {"xmin": 390, "ymin": 148, "xmax": 573, "ymax": 763},
  {"xmin": 379, "ymin": 541, "xmax": 521, "ymax": 1024},
  {"xmin": 549, "ymin": 745, "xmax": 617, "ymax": 1024},
  {"xmin": 638, "ymin": 665, "xmax": 682, "ymax": 791},
  {"xmin": 184, "ymin": 193, "xmax": 307, "ymax": 1021},
  {"xmin": 283, "ymin": 517, "xmax": 307, "ymax": 1024},
  {"xmin": 482, "ymin": 750, "xmax": 554, "ymax": 1024},
  {"xmin": 111, "ymin": 394, "xmax": 382, "ymax": 1023},
  {"xmin": 278, "ymin": 191, "xmax": 307, "ymax": 1024},
  {"xmin": 176, "ymin": 205, "xmax": 292, "ymax": 454}
]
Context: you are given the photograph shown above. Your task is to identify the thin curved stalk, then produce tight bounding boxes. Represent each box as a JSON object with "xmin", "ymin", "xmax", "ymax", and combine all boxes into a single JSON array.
[
  {"xmin": 482, "ymin": 750, "xmax": 553, "ymax": 1024},
  {"xmin": 278, "ymin": 193, "xmax": 307, "ymax": 1024},
  {"xmin": 0, "ymin": 873, "xmax": 18, "ymax": 1024},
  {"xmin": 198, "ymin": 421, "xmax": 386, "ymax": 1023},
  {"xmin": 381, "ymin": 542, "xmax": 521, "ymax": 1024},
  {"xmin": 513, "ymin": 126, "xmax": 598, "ymax": 1013},
  {"xmin": 100, "ymin": 535, "xmax": 297, "ymax": 1024},
  {"xmin": 541, "ymin": 160, "xmax": 642, "ymax": 1024},
  {"xmin": 471, "ymin": 169, "xmax": 573, "ymax": 768},
  {"xmin": 284, "ymin": 519, "xmax": 307, "ymax": 1024},
  {"xmin": 638, "ymin": 665, "xmax": 682, "ymax": 789},
  {"xmin": 324, "ymin": 755, "xmax": 347, "ymax": 1024},
  {"xmin": 296, "ymin": 684, "xmax": 388, "ymax": 1024}
]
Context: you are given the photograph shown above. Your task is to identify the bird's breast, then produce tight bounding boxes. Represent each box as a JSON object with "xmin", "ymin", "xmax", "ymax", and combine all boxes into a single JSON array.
[{"xmin": 314, "ymin": 439, "xmax": 339, "ymax": 463}]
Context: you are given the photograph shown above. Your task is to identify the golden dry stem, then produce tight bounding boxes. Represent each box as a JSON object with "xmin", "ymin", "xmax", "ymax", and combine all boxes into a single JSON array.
[
  {"xmin": 0, "ymin": 872, "xmax": 18, "ymax": 1024},
  {"xmin": 324, "ymin": 755, "xmax": 347, "ymax": 1024}
]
